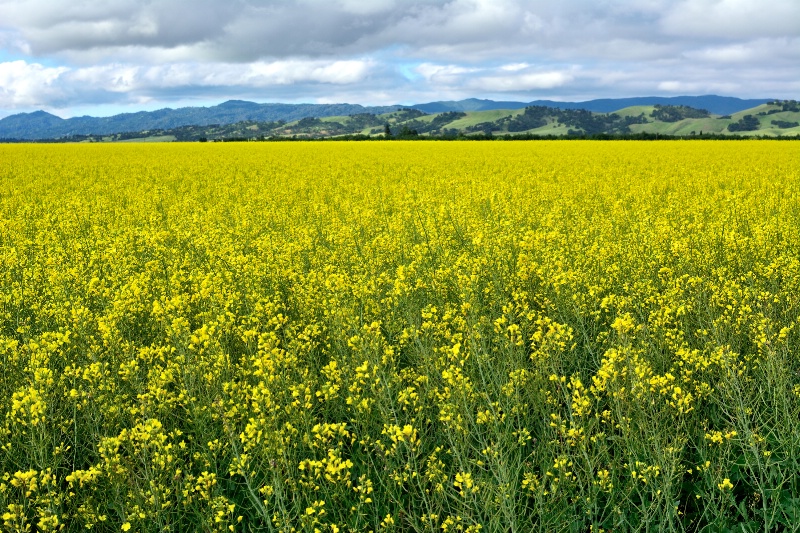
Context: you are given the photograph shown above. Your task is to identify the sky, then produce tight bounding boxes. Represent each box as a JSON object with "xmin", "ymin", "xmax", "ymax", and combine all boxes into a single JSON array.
[{"xmin": 0, "ymin": 0, "xmax": 798, "ymax": 118}]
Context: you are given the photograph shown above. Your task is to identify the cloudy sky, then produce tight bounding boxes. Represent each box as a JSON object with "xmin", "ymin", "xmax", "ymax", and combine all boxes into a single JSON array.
[{"xmin": 0, "ymin": 0, "xmax": 798, "ymax": 118}]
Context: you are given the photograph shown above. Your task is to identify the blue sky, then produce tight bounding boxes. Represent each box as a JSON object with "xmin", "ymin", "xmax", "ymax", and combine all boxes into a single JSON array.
[{"xmin": 0, "ymin": 0, "xmax": 798, "ymax": 118}]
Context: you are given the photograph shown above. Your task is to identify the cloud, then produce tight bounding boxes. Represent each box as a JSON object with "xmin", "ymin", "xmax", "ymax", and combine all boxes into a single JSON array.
[
  {"xmin": 685, "ymin": 38, "xmax": 800, "ymax": 64},
  {"xmin": 0, "ymin": 0, "xmax": 237, "ymax": 56},
  {"xmin": 470, "ymin": 71, "xmax": 574, "ymax": 92},
  {"xmin": 0, "ymin": 60, "xmax": 69, "ymax": 106},
  {"xmin": 2, "ymin": 0, "xmax": 797, "ymax": 63},
  {"xmin": 415, "ymin": 63, "xmax": 480, "ymax": 84},
  {"xmin": 660, "ymin": 0, "xmax": 800, "ymax": 39},
  {"xmin": 0, "ymin": 0, "xmax": 797, "ymax": 115},
  {"xmin": 0, "ymin": 58, "xmax": 374, "ymax": 109},
  {"xmin": 0, "ymin": 28, "xmax": 31, "ymax": 55},
  {"xmin": 415, "ymin": 62, "xmax": 575, "ymax": 92},
  {"xmin": 0, "ymin": 0, "xmax": 653, "ymax": 63}
]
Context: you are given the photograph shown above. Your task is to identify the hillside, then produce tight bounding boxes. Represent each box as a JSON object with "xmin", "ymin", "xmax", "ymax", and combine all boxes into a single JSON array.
[
  {"xmin": 0, "ymin": 95, "xmax": 777, "ymax": 141},
  {"xmin": 412, "ymin": 95, "xmax": 771, "ymax": 115},
  {"xmin": 3, "ymin": 100, "xmax": 797, "ymax": 143},
  {"xmin": 0, "ymin": 101, "xmax": 405, "ymax": 140},
  {"xmin": 14, "ymin": 100, "xmax": 795, "ymax": 143}
]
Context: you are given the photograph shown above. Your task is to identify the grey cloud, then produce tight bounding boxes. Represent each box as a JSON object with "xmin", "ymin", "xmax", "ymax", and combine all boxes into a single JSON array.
[
  {"xmin": 0, "ymin": 0, "xmax": 677, "ymax": 63},
  {"xmin": 3, "ymin": 0, "xmax": 798, "ymax": 64},
  {"xmin": 0, "ymin": 0, "xmax": 240, "ymax": 55},
  {"xmin": 661, "ymin": 0, "xmax": 800, "ymax": 39},
  {"xmin": 0, "ymin": 0, "xmax": 798, "ymax": 115}
]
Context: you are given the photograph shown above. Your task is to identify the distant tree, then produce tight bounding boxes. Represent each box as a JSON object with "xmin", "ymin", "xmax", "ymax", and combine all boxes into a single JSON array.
[
  {"xmin": 296, "ymin": 117, "xmax": 322, "ymax": 128},
  {"xmin": 782, "ymin": 100, "xmax": 800, "ymax": 112},
  {"xmin": 727, "ymin": 115, "xmax": 761, "ymax": 132},
  {"xmin": 398, "ymin": 125, "xmax": 419, "ymax": 138},
  {"xmin": 771, "ymin": 120, "xmax": 799, "ymax": 129},
  {"xmin": 384, "ymin": 123, "xmax": 392, "ymax": 137},
  {"xmin": 650, "ymin": 105, "xmax": 710, "ymax": 122}
]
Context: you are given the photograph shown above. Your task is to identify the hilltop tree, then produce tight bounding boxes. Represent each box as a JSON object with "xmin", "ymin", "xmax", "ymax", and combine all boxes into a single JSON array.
[
  {"xmin": 650, "ymin": 105, "xmax": 710, "ymax": 122},
  {"xmin": 728, "ymin": 115, "xmax": 760, "ymax": 132}
]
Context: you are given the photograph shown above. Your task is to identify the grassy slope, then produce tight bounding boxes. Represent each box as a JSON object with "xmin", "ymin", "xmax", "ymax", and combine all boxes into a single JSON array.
[
  {"xmin": 754, "ymin": 107, "xmax": 800, "ymax": 137},
  {"xmin": 629, "ymin": 119, "xmax": 730, "ymax": 135},
  {"xmin": 514, "ymin": 122, "xmax": 574, "ymax": 136},
  {"xmin": 445, "ymin": 109, "xmax": 521, "ymax": 130},
  {"xmin": 731, "ymin": 103, "xmax": 772, "ymax": 120},
  {"xmin": 352, "ymin": 112, "xmax": 443, "ymax": 136},
  {"xmin": 319, "ymin": 115, "xmax": 351, "ymax": 124},
  {"xmin": 627, "ymin": 102, "xmax": 800, "ymax": 136},
  {"xmin": 453, "ymin": 104, "xmax": 800, "ymax": 137},
  {"xmin": 612, "ymin": 105, "xmax": 655, "ymax": 118},
  {"xmin": 388, "ymin": 104, "xmax": 800, "ymax": 137},
  {"xmin": 88, "ymin": 102, "xmax": 800, "ymax": 141},
  {"xmin": 728, "ymin": 104, "xmax": 800, "ymax": 137},
  {"xmin": 403, "ymin": 114, "xmax": 439, "ymax": 124}
]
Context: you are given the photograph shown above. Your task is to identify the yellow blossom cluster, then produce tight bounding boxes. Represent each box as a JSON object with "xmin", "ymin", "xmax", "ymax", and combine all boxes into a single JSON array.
[{"xmin": 0, "ymin": 141, "xmax": 798, "ymax": 530}]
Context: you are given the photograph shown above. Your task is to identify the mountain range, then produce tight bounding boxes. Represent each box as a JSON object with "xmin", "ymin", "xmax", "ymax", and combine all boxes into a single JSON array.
[
  {"xmin": 413, "ymin": 96, "xmax": 771, "ymax": 115},
  {"xmin": 0, "ymin": 95, "xmax": 774, "ymax": 140}
]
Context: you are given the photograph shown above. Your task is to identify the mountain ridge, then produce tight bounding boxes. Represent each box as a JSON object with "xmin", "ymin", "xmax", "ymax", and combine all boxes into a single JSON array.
[{"xmin": 0, "ymin": 95, "xmax": 778, "ymax": 140}]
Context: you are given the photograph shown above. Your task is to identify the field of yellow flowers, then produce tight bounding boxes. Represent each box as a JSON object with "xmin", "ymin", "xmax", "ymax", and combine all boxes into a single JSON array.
[{"xmin": 1, "ymin": 141, "xmax": 799, "ymax": 531}]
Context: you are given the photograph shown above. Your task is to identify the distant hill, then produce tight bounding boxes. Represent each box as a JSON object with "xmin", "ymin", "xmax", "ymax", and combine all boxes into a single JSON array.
[
  {"xmin": 0, "ymin": 95, "xmax": 786, "ymax": 141},
  {"xmin": 11, "ymin": 100, "xmax": 798, "ymax": 143},
  {"xmin": 0, "ymin": 100, "xmax": 404, "ymax": 140},
  {"xmin": 418, "ymin": 96, "xmax": 772, "ymax": 115}
]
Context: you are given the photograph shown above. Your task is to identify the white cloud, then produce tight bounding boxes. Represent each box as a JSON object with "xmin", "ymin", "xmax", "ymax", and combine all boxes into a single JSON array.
[
  {"xmin": 411, "ymin": 62, "xmax": 577, "ymax": 96},
  {"xmin": 244, "ymin": 60, "xmax": 372, "ymax": 86},
  {"xmin": 415, "ymin": 63, "xmax": 480, "ymax": 82},
  {"xmin": 686, "ymin": 38, "xmax": 800, "ymax": 64},
  {"xmin": 500, "ymin": 63, "xmax": 531, "ymax": 72},
  {"xmin": 0, "ymin": 59, "xmax": 373, "ymax": 110},
  {"xmin": 470, "ymin": 71, "xmax": 574, "ymax": 92},
  {"xmin": 0, "ymin": 60, "xmax": 69, "ymax": 106},
  {"xmin": 657, "ymin": 81, "xmax": 683, "ymax": 92},
  {"xmin": 332, "ymin": 0, "xmax": 398, "ymax": 15},
  {"xmin": 657, "ymin": 80, "xmax": 741, "ymax": 94}
]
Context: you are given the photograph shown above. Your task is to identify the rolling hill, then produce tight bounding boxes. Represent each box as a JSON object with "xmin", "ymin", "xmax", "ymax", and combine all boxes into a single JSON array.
[
  {"xmin": 0, "ymin": 95, "xmax": 780, "ymax": 141},
  {"xmin": 0, "ymin": 101, "xmax": 405, "ymax": 140}
]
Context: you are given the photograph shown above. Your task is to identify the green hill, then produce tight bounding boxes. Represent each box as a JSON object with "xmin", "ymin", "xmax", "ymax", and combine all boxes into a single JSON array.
[
  {"xmin": 612, "ymin": 106, "xmax": 655, "ymax": 118},
  {"xmin": 17, "ymin": 100, "xmax": 800, "ymax": 142}
]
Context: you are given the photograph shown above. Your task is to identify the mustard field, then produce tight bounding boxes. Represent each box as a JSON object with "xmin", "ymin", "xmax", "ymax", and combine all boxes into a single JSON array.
[{"xmin": 1, "ymin": 141, "xmax": 800, "ymax": 532}]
